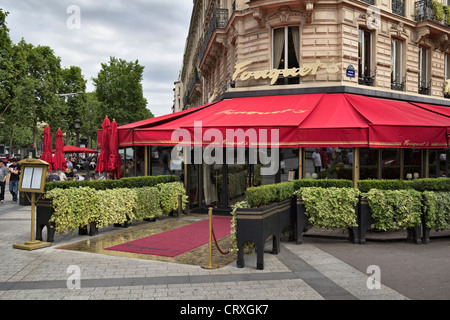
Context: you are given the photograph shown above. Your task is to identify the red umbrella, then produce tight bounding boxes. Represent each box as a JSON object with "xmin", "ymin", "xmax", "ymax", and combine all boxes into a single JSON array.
[
  {"xmin": 96, "ymin": 116, "xmax": 111, "ymax": 174},
  {"xmin": 40, "ymin": 125, "xmax": 53, "ymax": 170},
  {"xmin": 52, "ymin": 127, "xmax": 67, "ymax": 171},
  {"xmin": 108, "ymin": 119, "xmax": 122, "ymax": 179}
]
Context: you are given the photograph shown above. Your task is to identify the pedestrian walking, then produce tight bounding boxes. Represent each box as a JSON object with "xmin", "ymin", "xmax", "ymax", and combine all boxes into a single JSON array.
[
  {"xmin": 8, "ymin": 158, "xmax": 21, "ymax": 203},
  {"xmin": 0, "ymin": 161, "xmax": 8, "ymax": 203}
]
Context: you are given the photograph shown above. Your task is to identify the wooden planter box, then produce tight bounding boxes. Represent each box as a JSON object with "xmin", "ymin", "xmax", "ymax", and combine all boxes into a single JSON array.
[
  {"xmin": 235, "ymin": 198, "xmax": 295, "ymax": 270},
  {"xmin": 36, "ymin": 198, "xmax": 56, "ymax": 243},
  {"xmin": 295, "ymin": 197, "xmax": 360, "ymax": 244}
]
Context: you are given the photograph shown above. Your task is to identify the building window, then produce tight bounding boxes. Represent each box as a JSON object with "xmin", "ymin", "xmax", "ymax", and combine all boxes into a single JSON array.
[
  {"xmin": 391, "ymin": 38, "xmax": 404, "ymax": 91},
  {"xmin": 392, "ymin": 0, "xmax": 405, "ymax": 16},
  {"xmin": 418, "ymin": 46, "xmax": 430, "ymax": 95},
  {"xmin": 272, "ymin": 26, "xmax": 300, "ymax": 85},
  {"xmin": 358, "ymin": 29, "xmax": 374, "ymax": 86}
]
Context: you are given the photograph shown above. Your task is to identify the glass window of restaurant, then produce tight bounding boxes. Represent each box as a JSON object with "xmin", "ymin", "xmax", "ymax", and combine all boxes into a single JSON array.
[
  {"xmin": 381, "ymin": 148, "xmax": 400, "ymax": 179},
  {"xmin": 304, "ymin": 147, "xmax": 354, "ymax": 180},
  {"xmin": 150, "ymin": 146, "xmax": 183, "ymax": 181},
  {"xmin": 429, "ymin": 149, "xmax": 448, "ymax": 178}
]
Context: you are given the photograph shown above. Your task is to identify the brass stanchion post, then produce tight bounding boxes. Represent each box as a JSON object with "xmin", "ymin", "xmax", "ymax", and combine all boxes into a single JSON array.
[{"xmin": 201, "ymin": 207, "xmax": 218, "ymax": 269}]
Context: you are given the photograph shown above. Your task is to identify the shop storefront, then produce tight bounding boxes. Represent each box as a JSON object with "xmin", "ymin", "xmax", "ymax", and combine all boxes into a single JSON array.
[{"xmin": 101, "ymin": 90, "xmax": 450, "ymax": 212}]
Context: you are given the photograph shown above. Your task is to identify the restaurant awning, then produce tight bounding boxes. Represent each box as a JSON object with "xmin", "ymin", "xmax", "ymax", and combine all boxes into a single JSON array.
[
  {"xmin": 113, "ymin": 93, "xmax": 450, "ymax": 149},
  {"xmin": 344, "ymin": 94, "xmax": 450, "ymax": 148}
]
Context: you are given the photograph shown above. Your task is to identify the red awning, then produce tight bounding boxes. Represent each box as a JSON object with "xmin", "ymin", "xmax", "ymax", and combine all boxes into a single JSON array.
[
  {"xmin": 116, "ymin": 93, "xmax": 450, "ymax": 149},
  {"xmin": 297, "ymin": 94, "xmax": 369, "ymax": 147},
  {"xmin": 344, "ymin": 94, "xmax": 450, "ymax": 148},
  {"xmin": 134, "ymin": 94, "xmax": 323, "ymax": 148}
]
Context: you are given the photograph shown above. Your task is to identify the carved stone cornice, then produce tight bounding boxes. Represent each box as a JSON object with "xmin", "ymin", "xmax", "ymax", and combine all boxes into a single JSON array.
[{"xmin": 267, "ymin": 6, "xmax": 304, "ymax": 27}]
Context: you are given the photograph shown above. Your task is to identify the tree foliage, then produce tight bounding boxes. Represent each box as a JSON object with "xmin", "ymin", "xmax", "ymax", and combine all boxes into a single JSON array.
[{"xmin": 93, "ymin": 57, "xmax": 153, "ymax": 126}]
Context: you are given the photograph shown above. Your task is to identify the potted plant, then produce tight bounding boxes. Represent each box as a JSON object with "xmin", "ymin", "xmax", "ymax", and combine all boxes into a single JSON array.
[
  {"xmin": 422, "ymin": 191, "xmax": 450, "ymax": 243},
  {"xmin": 294, "ymin": 187, "xmax": 361, "ymax": 244},
  {"xmin": 365, "ymin": 189, "xmax": 423, "ymax": 244},
  {"xmin": 234, "ymin": 181, "xmax": 296, "ymax": 270}
]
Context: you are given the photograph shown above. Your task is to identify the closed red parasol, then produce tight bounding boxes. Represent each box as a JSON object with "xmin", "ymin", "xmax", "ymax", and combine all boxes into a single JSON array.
[
  {"xmin": 52, "ymin": 128, "xmax": 67, "ymax": 171},
  {"xmin": 108, "ymin": 119, "xmax": 122, "ymax": 179},
  {"xmin": 96, "ymin": 116, "xmax": 111, "ymax": 174},
  {"xmin": 40, "ymin": 125, "xmax": 53, "ymax": 170}
]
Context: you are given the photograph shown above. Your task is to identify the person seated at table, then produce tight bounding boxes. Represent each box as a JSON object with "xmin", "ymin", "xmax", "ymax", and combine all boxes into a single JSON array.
[
  {"xmin": 65, "ymin": 167, "xmax": 74, "ymax": 180},
  {"xmin": 46, "ymin": 170, "xmax": 60, "ymax": 182},
  {"xmin": 56, "ymin": 169, "xmax": 66, "ymax": 181},
  {"xmin": 73, "ymin": 169, "xmax": 84, "ymax": 181}
]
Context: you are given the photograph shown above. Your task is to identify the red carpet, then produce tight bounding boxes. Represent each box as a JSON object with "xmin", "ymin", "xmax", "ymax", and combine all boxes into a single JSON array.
[{"xmin": 105, "ymin": 217, "xmax": 232, "ymax": 257}]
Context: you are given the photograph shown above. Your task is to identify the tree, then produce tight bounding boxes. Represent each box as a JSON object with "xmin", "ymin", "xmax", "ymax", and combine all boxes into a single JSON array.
[
  {"xmin": 57, "ymin": 66, "xmax": 87, "ymax": 145},
  {"xmin": 0, "ymin": 9, "xmax": 15, "ymax": 120},
  {"xmin": 93, "ymin": 57, "xmax": 153, "ymax": 126},
  {"xmin": 12, "ymin": 40, "xmax": 63, "ymax": 155}
]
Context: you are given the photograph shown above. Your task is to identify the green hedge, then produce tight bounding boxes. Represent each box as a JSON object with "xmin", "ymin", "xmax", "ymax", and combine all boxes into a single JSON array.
[
  {"xmin": 44, "ymin": 175, "xmax": 177, "ymax": 191},
  {"xmin": 46, "ymin": 181, "xmax": 187, "ymax": 234},
  {"xmin": 357, "ymin": 178, "xmax": 450, "ymax": 193},
  {"xmin": 245, "ymin": 181, "xmax": 295, "ymax": 207},
  {"xmin": 423, "ymin": 191, "xmax": 450, "ymax": 231},
  {"xmin": 296, "ymin": 187, "xmax": 360, "ymax": 229},
  {"xmin": 366, "ymin": 189, "xmax": 423, "ymax": 231},
  {"xmin": 294, "ymin": 178, "xmax": 353, "ymax": 189}
]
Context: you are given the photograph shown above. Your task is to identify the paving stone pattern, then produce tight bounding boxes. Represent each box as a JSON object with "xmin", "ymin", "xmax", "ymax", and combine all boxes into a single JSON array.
[{"xmin": 0, "ymin": 193, "xmax": 407, "ymax": 300}]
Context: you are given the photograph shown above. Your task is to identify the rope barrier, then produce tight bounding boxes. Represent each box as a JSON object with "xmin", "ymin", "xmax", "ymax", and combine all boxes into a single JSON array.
[{"xmin": 211, "ymin": 224, "xmax": 231, "ymax": 255}]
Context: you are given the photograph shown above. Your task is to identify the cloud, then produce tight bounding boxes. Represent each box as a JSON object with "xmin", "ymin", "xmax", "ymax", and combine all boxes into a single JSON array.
[{"xmin": 1, "ymin": 0, "xmax": 192, "ymax": 117}]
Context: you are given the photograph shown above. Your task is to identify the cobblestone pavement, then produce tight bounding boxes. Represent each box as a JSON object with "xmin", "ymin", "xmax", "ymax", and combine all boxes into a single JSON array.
[{"xmin": 0, "ymin": 192, "xmax": 407, "ymax": 301}]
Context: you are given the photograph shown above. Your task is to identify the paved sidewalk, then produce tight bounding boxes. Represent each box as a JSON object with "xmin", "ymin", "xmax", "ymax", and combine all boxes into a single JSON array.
[{"xmin": 0, "ymin": 192, "xmax": 407, "ymax": 301}]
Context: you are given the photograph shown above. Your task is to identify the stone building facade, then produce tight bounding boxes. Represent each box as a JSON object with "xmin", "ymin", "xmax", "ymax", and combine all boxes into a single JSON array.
[{"xmin": 174, "ymin": 0, "xmax": 450, "ymax": 112}]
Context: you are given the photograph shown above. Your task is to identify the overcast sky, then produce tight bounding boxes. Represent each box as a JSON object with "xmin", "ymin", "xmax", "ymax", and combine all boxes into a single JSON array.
[{"xmin": 1, "ymin": 0, "xmax": 193, "ymax": 117}]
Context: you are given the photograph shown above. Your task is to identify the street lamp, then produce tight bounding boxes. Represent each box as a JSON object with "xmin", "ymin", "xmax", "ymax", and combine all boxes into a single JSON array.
[{"xmin": 74, "ymin": 118, "xmax": 81, "ymax": 147}]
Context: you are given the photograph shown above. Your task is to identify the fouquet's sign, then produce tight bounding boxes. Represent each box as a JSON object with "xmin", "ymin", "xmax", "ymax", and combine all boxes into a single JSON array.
[{"xmin": 232, "ymin": 60, "xmax": 342, "ymax": 85}]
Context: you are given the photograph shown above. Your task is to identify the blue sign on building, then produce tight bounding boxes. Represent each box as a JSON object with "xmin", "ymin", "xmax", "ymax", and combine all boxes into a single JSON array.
[{"xmin": 346, "ymin": 65, "xmax": 356, "ymax": 78}]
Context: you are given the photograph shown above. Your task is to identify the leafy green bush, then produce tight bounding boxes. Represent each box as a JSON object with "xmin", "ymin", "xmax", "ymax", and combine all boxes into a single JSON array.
[
  {"xmin": 47, "ymin": 187, "xmax": 100, "ymax": 234},
  {"xmin": 295, "ymin": 187, "xmax": 360, "ymax": 229},
  {"xmin": 357, "ymin": 179, "xmax": 409, "ymax": 193},
  {"xmin": 358, "ymin": 178, "xmax": 450, "ymax": 193},
  {"xmin": 44, "ymin": 175, "xmax": 177, "ymax": 191},
  {"xmin": 134, "ymin": 187, "xmax": 163, "ymax": 220},
  {"xmin": 423, "ymin": 191, "xmax": 450, "ymax": 231},
  {"xmin": 95, "ymin": 188, "xmax": 137, "ymax": 229},
  {"xmin": 366, "ymin": 189, "xmax": 422, "ymax": 231},
  {"xmin": 245, "ymin": 181, "xmax": 295, "ymax": 207},
  {"xmin": 408, "ymin": 178, "xmax": 450, "ymax": 192},
  {"xmin": 293, "ymin": 179, "xmax": 353, "ymax": 190},
  {"xmin": 157, "ymin": 181, "xmax": 188, "ymax": 215},
  {"xmin": 432, "ymin": 0, "xmax": 444, "ymax": 21},
  {"xmin": 229, "ymin": 200, "xmax": 251, "ymax": 253},
  {"xmin": 46, "ymin": 181, "xmax": 187, "ymax": 233}
]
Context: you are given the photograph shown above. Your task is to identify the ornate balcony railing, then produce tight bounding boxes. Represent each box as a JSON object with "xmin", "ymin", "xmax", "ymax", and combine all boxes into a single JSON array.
[
  {"xmin": 415, "ymin": 0, "xmax": 450, "ymax": 27},
  {"xmin": 360, "ymin": 0, "xmax": 375, "ymax": 5},
  {"xmin": 358, "ymin": 68, "xmax": 377, "ymax": 87},
  {"xmin": 418, "ymin": 80, "xmax": 431, "ymax": 95},
  {"xmin": 198, "ymin": 8, "xmax": 229, "ymax": 65}
]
